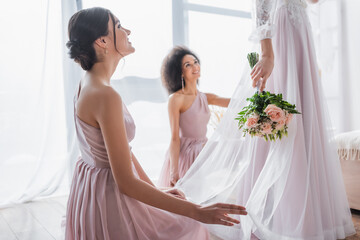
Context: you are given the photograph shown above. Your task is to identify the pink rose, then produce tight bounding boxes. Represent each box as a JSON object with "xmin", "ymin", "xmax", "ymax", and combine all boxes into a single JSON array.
[
  {"xmin": 275, "ymin": 119, "xmax": 285, "ymax": 130},
  {"xmin": 285, "ymin": 113, "xmax": 293, "ymax": 125},
  {"xmin": 264, "ymin": 104, "xmax": 286, "ymax": 122},
  {"xmin": 245, "ymin": 114, "xmax": 259, "ymax": 128},
  {"xmin": 261, "ymin": 122, "xmax": 272, "ymax": 134}
]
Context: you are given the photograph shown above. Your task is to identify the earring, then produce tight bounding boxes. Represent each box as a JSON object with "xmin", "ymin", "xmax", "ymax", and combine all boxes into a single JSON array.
[
  {"xmin": 181, "ymin": 77, "xmax": 185, "ymax": 93},
  {"xmin": 105, "ymin": 48, "xmax": 108, "ymax": 54}
]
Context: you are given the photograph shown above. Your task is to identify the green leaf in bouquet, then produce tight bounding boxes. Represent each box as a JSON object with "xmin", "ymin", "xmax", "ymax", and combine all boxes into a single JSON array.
[
  {"xmin": 271, "ymin": 134, "xmax": 276, "ymax": 141},
  {"xmin": 247, "ymin": 52, "xmax": 259, "ymax": 69},
  {"xmin": 264, "ymin": 135, "xmax": 268, "ymax": 141}
]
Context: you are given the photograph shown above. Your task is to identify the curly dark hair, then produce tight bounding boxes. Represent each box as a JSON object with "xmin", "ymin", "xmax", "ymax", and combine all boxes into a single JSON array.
[
  {"xmin": 161, "ymin": 46, "xmax": 200, "ymax": 94},
  {"xmin": 66, "ymin": 7, "xmax": 118, "ymax": 70}
]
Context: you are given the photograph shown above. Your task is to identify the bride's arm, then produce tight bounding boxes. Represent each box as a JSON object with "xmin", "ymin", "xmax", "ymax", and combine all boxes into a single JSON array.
[
  {"xmin": 251, "ymin": 39, "xmax": 274, "ymax": 92},
  {"xmin": 249, "ymin": 0, "xmax": 276, "ymax": 92}
]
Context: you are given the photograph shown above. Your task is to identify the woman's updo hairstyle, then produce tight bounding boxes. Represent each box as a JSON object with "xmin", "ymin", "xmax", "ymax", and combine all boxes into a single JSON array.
[
  {"xmin": 66, "ymin": 7, "xmax": 117, "ymax": 70},
  {"xmin": 161, "ymin": 46, "xmax": 200, "ymax": 94}
]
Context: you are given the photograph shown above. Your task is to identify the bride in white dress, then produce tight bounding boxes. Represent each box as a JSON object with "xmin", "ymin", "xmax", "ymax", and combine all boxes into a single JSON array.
[{"xmin": 176, "ymin": 0, "xmax": 356, "ymax": 239}]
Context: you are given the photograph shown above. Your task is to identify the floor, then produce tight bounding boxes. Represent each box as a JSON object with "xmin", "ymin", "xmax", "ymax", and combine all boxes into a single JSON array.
[
  {"xmin": 0, "ymin": 196, "xmax": 67, "ymax": 240},
  {"xmin": 0, "ymin": 196, "xmax": 359, "ymax": 240},
  {"xmin": 348, "ymin": 209, "xmax": 360, "ymax": 240}
]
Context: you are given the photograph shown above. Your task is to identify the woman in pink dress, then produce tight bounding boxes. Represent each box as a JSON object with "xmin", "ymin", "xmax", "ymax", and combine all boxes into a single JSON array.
[
  {"xmin": 158, "ymin": 46, "xmax": 230, "ymax": 187},
  {"xmin": 176, "ymin": 0, "xmax": 356, "ymax": 239},
  {"xmin": 64, "ymin": 7, "xmax": 247, "ymax": 240}
]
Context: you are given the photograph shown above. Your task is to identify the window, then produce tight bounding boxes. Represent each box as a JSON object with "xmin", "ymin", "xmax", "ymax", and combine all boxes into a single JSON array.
[{"xmin": 174, "ymin": 0, "xmax": 253, "ymax": 96}]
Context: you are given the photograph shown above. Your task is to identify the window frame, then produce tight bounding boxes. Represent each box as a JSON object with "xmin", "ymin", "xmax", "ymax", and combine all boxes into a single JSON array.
[{"xmin": 172, "ymin": 0, "xmax": 251, "ymax": 46}]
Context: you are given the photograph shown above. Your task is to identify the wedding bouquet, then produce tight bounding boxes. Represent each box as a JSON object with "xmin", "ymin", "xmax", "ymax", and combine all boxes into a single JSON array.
[{"xmin": 235, "ymin": 52, "xmax": 300, "ymax": 141}]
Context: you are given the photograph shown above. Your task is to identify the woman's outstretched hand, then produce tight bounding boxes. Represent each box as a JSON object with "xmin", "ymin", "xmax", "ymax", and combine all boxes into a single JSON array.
[
  {"xmin": 193, "ymin": 203, "xmax": 247, "ymax": 226},
  {"xmin": 251, "ymin": 55, "xmax": 274, "ymax": 92}
]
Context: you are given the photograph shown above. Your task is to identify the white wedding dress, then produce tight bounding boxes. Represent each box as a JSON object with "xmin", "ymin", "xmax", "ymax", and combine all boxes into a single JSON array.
[{"xmin": 176, "ymin": 0, "xmax": 356, "ymax": 239}]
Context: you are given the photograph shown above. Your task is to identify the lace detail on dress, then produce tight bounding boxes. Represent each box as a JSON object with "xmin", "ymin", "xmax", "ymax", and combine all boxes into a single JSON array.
[
  {"xmin": 249, "ymin": 0, "xmax": 277, "ymax": 42},
  {"xmin": 285, "ymin": 0, "xmax": 307, "ymax": 25},
  {"xmin": 249, "ymin": 0, "xmax": 308, "ymax": 42},
  {"xmin": 256, "ymin": 0, "xmax": 272, "ymax": 27}
]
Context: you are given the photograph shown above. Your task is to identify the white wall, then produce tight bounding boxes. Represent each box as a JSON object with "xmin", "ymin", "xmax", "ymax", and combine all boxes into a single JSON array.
[{"xmin": 341, "ymin": 0, "xmax": 360, "ymax": 131}]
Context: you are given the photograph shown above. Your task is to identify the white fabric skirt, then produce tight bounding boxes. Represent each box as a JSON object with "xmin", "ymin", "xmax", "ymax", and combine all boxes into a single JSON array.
[{"xmin": 177, "ymin": 5, "xmax": 355, "ymax": 240}]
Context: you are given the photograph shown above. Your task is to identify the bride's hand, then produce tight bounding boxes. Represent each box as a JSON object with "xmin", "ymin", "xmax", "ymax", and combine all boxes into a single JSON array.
[
  {"xmin": 251, "ymin": 55, "xmax": 274, "ymax": 92},
  {"xmin": 193, "ymin": 203, "xmax": 247, "ymax": 226}
]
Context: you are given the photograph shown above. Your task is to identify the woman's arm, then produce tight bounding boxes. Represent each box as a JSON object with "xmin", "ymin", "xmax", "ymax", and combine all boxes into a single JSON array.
[
  {"xmin": 250, "ymin": 38, "xmax": 274, "ymax": 92},
  {"xmin": 96, "ymin": 87, "xmax": 247, "ymax": 225},
  {"xmin": 205, "ymin": 93, "xmax": 230, "ymax": 107},
  {"xmin": 249, "ymin": 0, "xmax": 276, "ymax": 91},
  {"xmin": 167, "ymin": 95, "xmax": 182, "ymax": 186},
  {"xmin": 132, "ymin": 151, "xmax": 185, "ymax": 198},
  {"xmin": 131, "ymin": 152, "xmax": 155, "ymax": 186}
]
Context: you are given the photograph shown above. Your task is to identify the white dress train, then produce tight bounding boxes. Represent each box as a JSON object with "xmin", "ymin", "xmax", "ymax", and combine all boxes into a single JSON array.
[{"xmin": 176, "ymin": 0, "xmax": 355, "ymax": 239}]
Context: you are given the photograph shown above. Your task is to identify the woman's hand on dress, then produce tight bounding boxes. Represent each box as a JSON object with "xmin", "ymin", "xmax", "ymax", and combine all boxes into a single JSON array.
[
  {"xmin": 164, "ymin": 188, "xmax": 186, "ymax": 200},
  {"xmin": 251, "ymin": 55, "xmax": 274, "ymax": 92},
  {"xmin": 193, "ymin": 203, "xmax": 247, "ymax": 226},
  {"xmin": 170, "ymin": 172, "xmax": 180, "ymax": 187}
]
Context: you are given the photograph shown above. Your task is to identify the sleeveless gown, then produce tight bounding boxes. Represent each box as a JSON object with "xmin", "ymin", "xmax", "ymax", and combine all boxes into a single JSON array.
[
  {"xmin": 158, "ymin": 91, "xmax": 210, "ymax": 187},
  {"xmin": 176, "ymin": 0, "xmax": 356, "ymax": 239},
  {"xmin": 65, "ymin": 90, "xmax": 209, "ymax": 240}
]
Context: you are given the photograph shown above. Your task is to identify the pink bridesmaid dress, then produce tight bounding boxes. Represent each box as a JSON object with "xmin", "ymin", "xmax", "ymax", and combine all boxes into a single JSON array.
[
  {"xmin": 158, "ymin": 91, "xmax": 211, "ymax": 187},
  {"xmin": 65, "ymin": 90, "xmax": 209, "ymax": 240}
]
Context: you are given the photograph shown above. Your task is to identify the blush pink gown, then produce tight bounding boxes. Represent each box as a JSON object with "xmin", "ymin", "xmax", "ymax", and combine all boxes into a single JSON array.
[
  {"xmin": 64, "ymin": 91, "xmax": 209, "ymax": 240},
  {"xmin": 158, "ymin": 91, "xmax": 210, "ymax": 187}
]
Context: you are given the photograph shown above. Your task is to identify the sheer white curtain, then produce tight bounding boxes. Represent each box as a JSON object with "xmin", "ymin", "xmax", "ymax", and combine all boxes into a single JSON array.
[
  {"xmin": 308, "ymin": 0, "xmax": 360, "ymax": 133},
  {"xmin": 308, "ymin": 0, "xmax": 342, "ymax": 134},
  {"xmin": 0, "ymin": 0, "xmax": 79, "ymax": 207}
]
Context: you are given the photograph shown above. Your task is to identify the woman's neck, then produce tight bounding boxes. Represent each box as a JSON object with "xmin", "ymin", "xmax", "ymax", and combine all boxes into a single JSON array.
[
  {"xmin": 183, "ymin": 80, "xmax": 197, "ymax": 95},
  {"xmin": 88, "ymin": 57, "xmax": 121, "ymax": 85}
]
